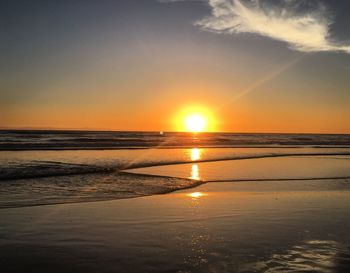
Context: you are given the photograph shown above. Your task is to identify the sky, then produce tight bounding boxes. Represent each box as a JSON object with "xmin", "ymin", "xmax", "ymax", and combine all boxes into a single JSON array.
[{"xmin": 1, "ymin": 0, "xmax": 350, "ymax": 133}]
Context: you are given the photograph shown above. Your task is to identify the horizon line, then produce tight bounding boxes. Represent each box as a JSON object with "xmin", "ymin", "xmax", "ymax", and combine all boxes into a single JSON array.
[{"xmin": 0, "ymin": 127, "xmax": 349, "ymax": 135}]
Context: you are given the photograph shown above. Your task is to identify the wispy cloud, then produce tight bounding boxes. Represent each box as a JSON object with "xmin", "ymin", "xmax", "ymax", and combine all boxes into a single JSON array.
[{"xmin": 194, "ymin": 0, "xmax": 350, "ymax": 54}]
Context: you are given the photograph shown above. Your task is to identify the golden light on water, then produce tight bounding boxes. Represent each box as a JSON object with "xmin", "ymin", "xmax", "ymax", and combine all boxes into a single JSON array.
[
  {"xmin": 187, "ymin": 192, "xmax": 206, "ymax": 198},
  {"xmin": 188, "ymin": 192, "xmax": 202, "ymax": 198},
  {"xmin": 189, "ymin": 164, "xmax": 200, "ymax": 180},
  {"xmin": 190, "ymin": 148, "xmax": 201, "ymax": 161}
]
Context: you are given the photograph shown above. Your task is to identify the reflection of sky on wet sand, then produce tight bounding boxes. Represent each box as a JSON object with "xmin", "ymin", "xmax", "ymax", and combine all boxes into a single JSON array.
[
  {"xmin": 181, "ymin": 184, "xmax": 350, "ymax": 273},
  {"xmin": 2, "ymin": 150, "xmax": 350, "ymax": 273},
  {"xmin": 1, "ymin": 180, "xmax": 350, "ymax": 273},
  {"xmin": 249, "ymin": 240, "xmax": 350, "ymax": 273},
  {"xmin": 184, "ymin": 189, "xmax": 211, "ymax": 270}
]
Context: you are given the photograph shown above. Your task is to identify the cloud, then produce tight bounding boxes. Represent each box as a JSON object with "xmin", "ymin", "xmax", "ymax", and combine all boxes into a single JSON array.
[{"xmin": 195, "ymin": 0, "xmax": 350, "ymax": 54}]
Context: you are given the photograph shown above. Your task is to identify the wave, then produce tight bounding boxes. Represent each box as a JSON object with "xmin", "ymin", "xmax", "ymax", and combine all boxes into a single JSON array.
[
  {"xmin": 0, "ymin": 161, "xmax": 114, "ymax": 181},
  {"xmin": 0, "ymin": 172, "xmax": 202, "ymax": 209},
  {"xmin": 2, "ymin": 151, "xmax": 350, "ymax": 181},
  {"xmin": 1, "ymin": 130, "xmax": 350, "ymax": 150},
  {"xmin": 1, "ymin": 150, "xmax": 350, "ymax": 208}
]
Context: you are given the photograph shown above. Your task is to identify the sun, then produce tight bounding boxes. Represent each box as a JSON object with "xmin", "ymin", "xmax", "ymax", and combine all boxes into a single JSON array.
[
  {"xmin": 185, "ymin": 114, "xmax": 207, "ymax": 133},
  {"xmin": 174, "ymin": 104, "xmax": 217, "ymax": 132}
]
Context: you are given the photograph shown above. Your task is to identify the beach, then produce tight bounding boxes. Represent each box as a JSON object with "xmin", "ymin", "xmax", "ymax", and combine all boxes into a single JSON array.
[
  {"xmin": 3, "ymin": 0, "xmax": 350, "ymax": 271},
  {"xmin": 1, "ymin": 179, "xmax": 350, "ymax": 273},
  {"xmin": 1, "ymin": 131, "xmax": 350, "ymax": 272}
]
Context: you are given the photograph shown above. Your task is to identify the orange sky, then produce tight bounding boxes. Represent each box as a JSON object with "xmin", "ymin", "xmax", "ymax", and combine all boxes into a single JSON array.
[{"xmin": 2, "ymin": 0, "xmax": 350, "ymax": 133}]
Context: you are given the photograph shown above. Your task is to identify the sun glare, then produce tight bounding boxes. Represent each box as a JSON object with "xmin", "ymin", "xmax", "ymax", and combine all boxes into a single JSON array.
[
  {"xmin": 174, "ymin": 105, "xmax": 217, "ymax": 132},
  {"xmin": 190, "ymin": 148, "xmax": 201, "ymax": 161},
  {"xmin": 185, "ymin": 114, "xmax": 207, "ymax": 133},
  {"xmin": 186, "ymin": 192, "xmax": 207, "ymax": 198},
  {"xmin": 189, "ymin": 164, "xmax": 200, "ymax": 180}
]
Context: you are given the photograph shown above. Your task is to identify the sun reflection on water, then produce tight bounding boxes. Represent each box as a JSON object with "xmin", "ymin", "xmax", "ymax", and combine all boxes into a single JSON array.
[
  {"xmin": 190, "ymin": 148, "xmax": 202, "ymax": 161},
  {"xmin": 187, "ymin": 192, "xmax": 204, "ymax": 198},
  {"xmin": 189, "ymin": 164, "xmax": 200, "ymax": 180},
  {"xmin": 185, "ymin": 190, "xmax": 210, "ymax": 268}
]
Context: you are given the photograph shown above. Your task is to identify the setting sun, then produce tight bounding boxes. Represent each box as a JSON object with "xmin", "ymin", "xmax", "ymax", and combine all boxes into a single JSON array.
[
  {"xmin": 185, "ymin": 114, "xmax": 207, "ymax": 132},
  {"xmin": 174, "ymin": 105, "xmax": 217, "ymax": 132}
]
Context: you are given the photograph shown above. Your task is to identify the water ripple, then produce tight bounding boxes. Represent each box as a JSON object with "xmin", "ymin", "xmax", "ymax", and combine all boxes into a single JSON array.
[{"xmin": 250, "ymin": 240, "xmax": 350, "ymax": 273}]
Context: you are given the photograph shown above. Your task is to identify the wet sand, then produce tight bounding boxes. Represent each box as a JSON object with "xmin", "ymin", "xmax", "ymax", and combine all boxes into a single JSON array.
[
  {"xmin": 2, "ymin": 149, "xmax": 350, "ymax": 209},
  {"xmin": 1, "ymin": 149, "xmax": 350, "ymax": 272},
  {"xmin": 1, "ymin": 179, "xmax": 350, "ymax": 273}
]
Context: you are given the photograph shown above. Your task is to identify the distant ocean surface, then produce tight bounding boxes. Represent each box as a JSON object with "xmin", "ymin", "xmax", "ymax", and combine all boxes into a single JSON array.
[{"xmin": 1, "ymin": 130, "xmax": 350, "ymax": 150}]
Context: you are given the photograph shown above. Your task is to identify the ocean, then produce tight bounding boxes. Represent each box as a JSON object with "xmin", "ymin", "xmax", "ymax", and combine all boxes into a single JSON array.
[
  {"xmin": 1, "ymin": 130, "xmax": 350, "ymax": 150},
  {"xmin": 1, "ymin": 130, "xmax": 350, "ymax": 208},
  {"xmin": 1, "ymin": 130, "xmax": 350, "ymax": 272}
]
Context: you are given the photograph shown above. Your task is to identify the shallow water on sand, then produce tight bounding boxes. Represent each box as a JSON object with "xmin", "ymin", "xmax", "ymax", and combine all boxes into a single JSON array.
[
  {"xmin": 1, "ymin": 181, "xmax": 350, "ymax": 273},
  {"xmin": 1, "ymin": 146, "xmax": 350, "ymax": 272},
  {"xmin": 2, "ymin": 147, "xmax": 350, "ymax": 178},
  {"xmin": 0, "ymin": 131, "xmax": 350, "ymax": 273},
  {"xmin": 127, "ymin": 155, "xmax": 350, "ymax": 182},
  {"xmin": 1, "ymin": 149, "xmax": 350, "ymax": 208}
]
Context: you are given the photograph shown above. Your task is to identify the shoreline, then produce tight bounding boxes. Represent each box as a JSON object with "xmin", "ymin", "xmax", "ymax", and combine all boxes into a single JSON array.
[
  {"xmin": 2, "ymin": 151, "xmax": 350, "ymax": 181},
  {"xmin": 1, "ymin": 178, "xmax": 350, "ymax": 273},
  {"xmin": 2, "ymin": 176, "xmax": 350, "ymax": 210}
]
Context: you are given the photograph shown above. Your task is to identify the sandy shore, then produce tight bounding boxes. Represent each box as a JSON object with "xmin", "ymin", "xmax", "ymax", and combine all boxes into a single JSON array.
[
  {"xmin": 1, "ymin": 149, "xmax": 350, "ymax": 272},
  {"xmin": 1, "ymin": 178, "xmax": 350, "ymax": 273}
]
